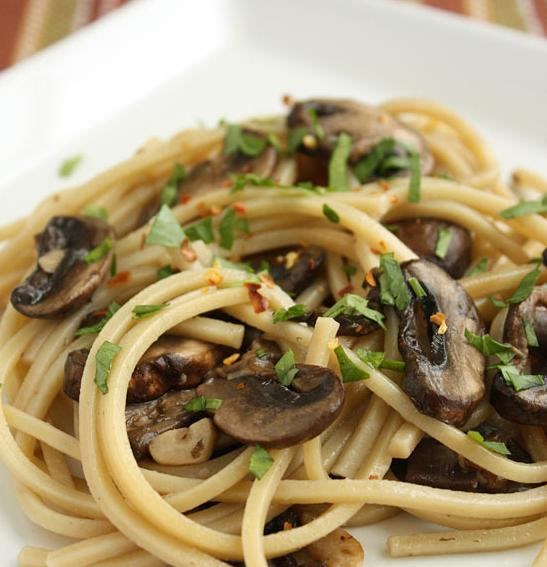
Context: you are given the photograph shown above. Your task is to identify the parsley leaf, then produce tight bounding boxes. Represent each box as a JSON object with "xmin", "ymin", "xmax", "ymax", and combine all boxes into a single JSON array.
[
  {"xmin": 435, "ymin": 227, "xmax": 452, "ymax": 259},
  {"xmin": 59, "ymin": 155, "xmax": 83, "ymax": 177},
  {"xmin": 499, "ymin": 195, "xmax": 547, "ymax": 219},
  {"xmin": 132, "ymin": 303, "xmax": 169, "ymax": 320},
  {"xmin": 160, "ymin": 164, "xmax": 186, "ymax": 207},
  {"xmin": 95, "ymin": 341, "xmax": 121, "ymax": 394},
  {"xmin": 523, "ymin": 319, "xmax": 539, "ymax": 347},
  {"xmin": 146, "ymin": 204, "xmax": 185, "ymax": 248},
  {"xmin": 156, "ymin": 265, "xmax": 174, "ymax": 280},
  {"xmin": 467, "ymin": 430, "xmax": 510, "ymax": 456},
  {"xmin": 308, "ymin": 107, "xmax": 325, "ymax": 139},
  {"xmin": 287, "ymin": 126, "xmax": 309, "ymax": 154},
  {"xmin": 497, "ymin": 365, "xmax": 544, "ymax": 392},
  {"xmin": 407, "ymin": 147, "xmax": 421, "ymax": 203},
  {"xmin": 322, "ymin": 203, "xmax": 340, "ymax": 223},
  {"xmin": 464, "ymin": 329, "xmax": 515, "ymax": 364},
  {"xmin": 84, "ymin": 237, "xmax": 113, "ymax": 264},
  {"xmin": 224, "ymin": 124, "xmax": 267, "ymax": 157},
  {"xmin": 334, "ymin": 346, "xmax": 369, "ymax": 382},
  {"xmin": 84, "ymin": 206, "xmax": 108, "ymax": 221},
  {"xmin": 407, "ymin": 277, "xmax": 426, "ymax": 298},
  {"xmin": 465, "ymin": 258, "xmax": 488, "ymax": 277},
  {"xmin": 328, "ymin": 133, "xmax": 352, "ymax": 192},
  {"xmin": 219, "ymin": 207, "xmax": 249, "ymax": 250},
  {"xmin": 184, "ymin": 396, "xmax": 223, "ymax": 412},
  {"xmin": 185, "ymin": 217, "xmax": 214, "ymax": 244},
  {"xmin": 378, "ymin": 253, "xmax": 410, "ymax": 310},
  {"xmin": 275, "ymin": 350, "xmax": 299, "ymax": 386},
  {"xmin": 249, "ymin": 445, "xmax": 274, "ymax": 479},
  {"xmin": 230, "ymin": 172, "xmax": 275, "ymax": 193},
  {"xmin": 355, "ymin": 348, "xmax": 406, "ymax": 372},
  {"xmin": 323, "ymin": 293, "xmax": 385, "ymax": 329},
  {"xmin": 488, "ymin": 295, "xmax": 507, "ymax": 309},
  {"xmin": 75, "ymin": 301, "xmax": 120, "ymax": 336},
  {"xmin": 341, "ymin": 263, "xmax": 357, "ymax": 277},
  {"xmin": 507, "ymin": 262, "xmax": 541, "ymax": 304},
  {"xmin": 212, "ymin": 257, "xmax": 254, "ymax": 273},
  {"xmin": 353, "ymin": 139, "xmax": 396, "ymax": 183},
  {"xmin": 272, "ymin": 304, "xmax": 309, "ymax": 323}
]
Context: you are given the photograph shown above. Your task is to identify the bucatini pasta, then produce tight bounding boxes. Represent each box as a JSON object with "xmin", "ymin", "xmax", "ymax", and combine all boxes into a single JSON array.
[{"xmin": 0, "ymin": 96, "xmax": 546, "ymax": 567}]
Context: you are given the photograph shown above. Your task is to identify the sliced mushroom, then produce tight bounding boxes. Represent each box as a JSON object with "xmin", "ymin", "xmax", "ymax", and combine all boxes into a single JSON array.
[
  {"xmin": 148, "ymin": 417, "xmax": 217, "ymax": 465},
  {"xmin": 247, "ymin": 246, "xmax": 325, "ymax": 296},
  {"xmin": 398, "ymin": 259, "xmax": 485, "ymax": 427},
  {"xmin": 63, "ymin": 336, "xmax": 225, "ymax": 403},
  {"xmin": 390, "ymin": 218, "xmax": 472, "ymax": 278},
  {"xmin": 125, "ymin": 389, "xmax": 197, "ymax": 460},
  {"xmin": 491, "ymin": 286, "xmax": 547, "ymax": 426},
  {"xmin": 287, "ymin": 98, "xmax": 434, "ymax": 175},
  {"xmin": 197, "ymin": 364, "xmax": 344, "ymax": 448},
  {"xmin": 11, "ymin": 216, "xmax": 113, "ymax": 318}
]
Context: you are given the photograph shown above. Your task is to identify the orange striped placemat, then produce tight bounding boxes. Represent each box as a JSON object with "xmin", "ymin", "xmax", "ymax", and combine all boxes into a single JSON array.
[{"xmin": 0, "ymin": 0, "xmax": 545, "ymax": 71}]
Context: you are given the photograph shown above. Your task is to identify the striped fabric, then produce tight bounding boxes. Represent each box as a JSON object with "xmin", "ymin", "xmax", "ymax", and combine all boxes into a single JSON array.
[{"xmin": 0, "ymin": 0, "xmax": 545, "ymax": 71}]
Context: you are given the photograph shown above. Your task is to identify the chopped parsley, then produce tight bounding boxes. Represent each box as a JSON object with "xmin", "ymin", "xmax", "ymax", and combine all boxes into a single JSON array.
[
  {"xmin": 132, "ymin": 303, "xmax": 169, "ymax": 320},
  {"xmin": 84, "ymin": 206, "xmax": 108, "ymax": 221},
  {"xmin": 160, "ymin": 163, "xmax": 186, "ymax": 207},
  {"xmin": 334, "ymin": 346, "xmax": 369, "ymax": 382},
  {"xmin": 75, "ymin": 301, "xmax": 120, "ymax": 336},
  {"xmin": 224, "ymin": 124, "xmax": 267, "ymax": 157},
  {"xmin": 328, "ymin": 133, "xmax": 352, "ymax": 192},
  {"xmin": 488, "ymin": 295, "xmax": 507, "ymax": 309},
  {"xmin": 255, "ymin": 348, "xmax": 269, "ymax": 359},
  {"xmin": 308, "ymin": 107, "xmax": 325, "ymax": 139},
  {"xmin": 272, "ymin": 304, "xmax": 309, "ymax": 323},
  {"xmin": 465, "ymin": 258, "xmax": 488, "ymax": 277},
  {"xmin": 322, "ymin": 203, "xmax": 340, "ymax": 223},
  {"xmin": 323, "ymin": 293, "xmax": 385, "ymax": 329},
  {"xmin": 212, "ymin": 257, "xmax": 254, "ymax": 273},
  {"xmin": 497, "ymin": 365, "xmax": 544, "ymax": 392},
  {"xmin": 353, "ymin": 139, "xmax": 396, "ymax": 183},
  {"xmin": 507, "ymin": 262, "xmax": 541, "ymax": 304},
  {"xmin": 275, "ymin": 349, "xmax": 299, "ymax": 386},
  {"xmin": 287, "ymin": 126, "xmax": 309, "ymax": 154},
  {"xmin": 146, "ymin": 204, "xmax": 185, "ymax": 248},
  {"xmin": 464, "ymin": 329, "xmax": 515, "ymax": 364},
  {"xmin": 378, "ymin": 253, "xmax": 410, "ymax": 310},
  {"xmin": 95, "ymin": 341, "xmax": 121, "ymax": 394},
  {"xmin": 434, "ymin": 227, "xmax": 453, "ymax": 259},
  {"xmin": 84, "ymin": 236, "xmax": 113, "ymax": 264},
  {"xmin": 407, "ymin": 147, "xmax": 421, "ymax": 203},
  {"xmin": 185, "ymin": 217, "xmax": 214, "ymax": 244},
  {"xmin": 230, "ymin": 172, "xmax": 275, "ymax": 193},
  {"xmin": 467, "ymin": 430, "xmax": 510, "ymax": 456},
  {"xmin": 499, "ymin": 195, "xmax": 547, "ymax": 219},
  {"xmin": 59, "ymin": 155, "xmax": 82, "ymax": 177},
  {"xmin": 267, "ymin": 133, "xmax": 281, "ymax": 152},
  {"xmin": 407, "ymin": 277, "xmax": 426, "ymax": 299},
  {"xmin": 523, "ymin": 319, "xmax": 539, "ymax": 347},
  {"xmin": 184, "ymin": 396, "xmax": 223, "ymax": 412},
  {"xmin": 341, "ymin": 263, "xmax": 357, "ymax": 277},
  {"xmin": 156, "ymin": 265, "xmax": 174, "ymax": 280},
  {"xmin": 219, "ymin": 207, "xmax": 249, "ymax": 250},
  {"xmin": 355, "ymin": 348, "xmax": 406, "ymax": 372},
  {"xmin": 249, "ymin": 445, "xmax": 274, "ymax": 479}
]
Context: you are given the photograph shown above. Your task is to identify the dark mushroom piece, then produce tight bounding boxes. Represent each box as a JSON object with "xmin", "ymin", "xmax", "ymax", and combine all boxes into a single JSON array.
[
  {"xmin": 287, "ymin": 98, "xmax": 434, "ymax": 178},
  {"xmin": 398, "ymin": 259, "xmax": 485, "ymax": 427},
  {"xmin": 11, "ymin": 216, "xmax": 113, "ymax": 318},
  {"xmin": 491, "ymin": 286, "xmax": 547, "ymax": 426},
  {"xmin": 125, "ymin": 389, "xmax": 197, "ymax": 460},
  {"xmin": 63, "ymin": 337, "xmax": 226, "ymax": 403},
  {"xmin": 197, "ymin": 364, "xmax": 344, "ymax": 449},
  {"xmin": 247, "ymin": 246, "xmax": 325, "ymax": 296},
  {"xmin": 390, "ymin": 218, "xmax": 472, "ymax": 279}
]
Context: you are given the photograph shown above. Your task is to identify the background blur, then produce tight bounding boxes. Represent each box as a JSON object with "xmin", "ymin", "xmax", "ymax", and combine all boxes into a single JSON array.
[{"xmin": 1, "ymin": 0, "xmax": 546, "ymax": 71}]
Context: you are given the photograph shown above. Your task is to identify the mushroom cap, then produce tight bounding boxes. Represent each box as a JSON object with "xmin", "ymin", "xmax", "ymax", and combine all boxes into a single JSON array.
[
  {"xmin": 197, "ymin": 364, "xmax": 344, "ymax": 449},
  {"xmin": 287, "ymin": 98, "xmax": 434, "ymax": 175},
  {"xmin": 11, "ymin": 216, "xmax": 113, "ymax": 318},
  {"xmin": 392, "ymin": 218, "xmax": 472, "ymax": 279},
  {"xmin": 491, "ymin": 286, "xmax": 547, "ymax": 426},
  {"xmin": 398, "ymin": 259, "xmax": 485, "ymax": 427}
]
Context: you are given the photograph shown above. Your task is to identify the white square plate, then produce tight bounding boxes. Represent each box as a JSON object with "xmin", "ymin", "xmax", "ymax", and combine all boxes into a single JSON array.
[{"xmin": 0, "ymin": 0, "xmax": 545, "ymax": 564}]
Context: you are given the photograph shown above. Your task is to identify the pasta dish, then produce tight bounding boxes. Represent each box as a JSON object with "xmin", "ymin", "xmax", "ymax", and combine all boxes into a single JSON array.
[{"xmin": 0, "ymin": 97, "xmax": 546, "ymax": 567}]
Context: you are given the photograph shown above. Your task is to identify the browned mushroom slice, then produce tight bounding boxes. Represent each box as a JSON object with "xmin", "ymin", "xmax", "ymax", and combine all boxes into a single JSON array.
[
  {"xmin": 287, "ymin": 98, "xmax": 434, "ymax": 175},
  {"xmin": 63, "ymin": 337, "xmax": 226, "ymax": 403},
  {"xmin": 11, "ymin": 216, "xmax": 113, "ymax": 318},
  {"xmin": 391, "ymin": 218, "xmax": 472, "ymax": 278},
  {"xmin": 398, "ymin": 259, "xmax": 485, "ymax": 427},
  {"xmin": 247, "ymin": 246, "xmax": 325, "ymax": 296},
  {"xmin": 491, "ymin": 286, "xmax": 547, "ymax": 426},
  {"xmin": 125, "ymin": 389, "xmax": 197, "ymax": 460},
  {"xmin": 197, "ymin": 364, "xmax": 344, "ymax": 448}
]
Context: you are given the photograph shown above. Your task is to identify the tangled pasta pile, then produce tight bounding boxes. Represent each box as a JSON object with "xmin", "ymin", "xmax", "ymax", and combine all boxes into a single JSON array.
[{"xmin": 0, "ymin": 97, "xmax": 546, "ymax": 567}]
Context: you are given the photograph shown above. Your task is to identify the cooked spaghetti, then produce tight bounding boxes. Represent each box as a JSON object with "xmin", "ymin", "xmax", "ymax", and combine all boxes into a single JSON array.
[{"xmin": 0, "ymin": 97, "xmax": 546, "ymax": 567}]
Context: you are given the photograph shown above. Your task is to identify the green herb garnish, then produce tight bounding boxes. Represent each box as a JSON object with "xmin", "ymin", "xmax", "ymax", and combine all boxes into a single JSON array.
[
  {"xmin": 287, "ymin": 127, "xmax": 309, "ymax": 154},
  {"xmin": 275, "ymin": 349, "xmax": 299, "ymax": 386},
  {"xmin": 160, "ymin": 163, "xmax": 186, "ymax": 207},
  {"xmin": 435, "ymin": 227, "xmax": 453, "ymax": 259},
  {"xmin": 488, "ymin": 295, "xmax": 507, "ymax": 309},
  {"xmin": 59, "ymin": 155, "xmax": 82, "ymax": 177},
  {"xmin": 334, "ymin": 346, "xmax": 369, "ymax": 382},
  {"xmin": 308, "ymin": 107, "xmax": 325, "ymax": 139},
  {"xmin": 499, "ymin": 195, "xmax": 547, "ymax": 219},
  {"xmin": 355, "ymin": 348, "xmax": 406, "ymax": 372},
  {"xmin": 353, "ymin": 139, "xmax": 396, "ymax": 183},
  {"xmin": 132, "ymin": 303, "xmax": 169, "ymax": 320},
  {"xmin": 407, "ymin": 147, "xmax": 421, "ymax": 203},
  {"xmin": 75, "ymin": 301, "xmax": 120, "ymax": 336},
  {"xmin": 378, "ymin": 253, "xmax": 410, "ymax": 310},
  {"xmin": 323, "ymin": 293, "xmax": 385, "ymax": 329},
  {"xmin": 465, "ymin": 258, "xmax": 488, "ymax": 277},
  {"xmin": 95, "ymin": 341, "xmax": 121, "ymax": 394},
  {"xmin": 322, "ymin": 203, "xmax": 340, "ymax": 223},
  {"xmin": 407, "ymin": 277, "xmax": 426, "ymax": 299},
  {"xmin": 464, "ymin": 329, "xmax": 515, "ymax": 364},
  {"xmin": 84, "ymin": 206, "xmax": 108, "ymax": 221},
  {"xmin": 184, "ymin": 396, "xmax": 223, "ymax": 412},
  {"xmin": 219, "ymin": 207, "xmax": 249, "ymax": 250},
  {"xmin": 224, "ymin": 124, "xmax": 267, "ymax": 157},
  {"xmin": 84, "ymin": 236, "xmax": 113, "ymax": 264},
  {"xmin": 467, "ymin": 430, "xmax": 510, "ymax": 456},
  {"xmin": 341, "ymin": 263, "xmax": 357, "ymax": 277},
  {"xmin": 507, "ymin": 262, "xmax": 541, "ymax": 304},
  {"xmin": 146, "ymin": 204, "xmax": 185, "ymax": 248},
  {"xmin": 249, "ymin": 445, "xmax": 274, "ymax": 479},
  {"xmin": 230, "ymin": 172, "xmax": 275, "ymax": 193},
  {"xmin": 328, "ymin": 132, "xmax": 352, "ymax": 192},
  {"xmin": 272, "ymin": 304, "xmax": 309, "ymax": 323},
  {"xmin": 185, "ymin": 217, "xmax": 214, "ymax": 244},
  {"xmin": 156, "ymin": 265, "xmax": 174, "ymax": 280},
  {"xmin": 497, "ymin": 365, "xmax": 544, "ymax": 392},
  {"xmin": 523, "ymin": 319, "xmax": 539, "ymax": 347},
  {"xmin": 212, "ymin": 257, "xmax": 254, "ymax": 273}
]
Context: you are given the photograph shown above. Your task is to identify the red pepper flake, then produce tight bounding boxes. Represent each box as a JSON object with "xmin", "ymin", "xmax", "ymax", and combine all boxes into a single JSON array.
[
  {"xmin": 93, "ymin": 309, "xmax": 108, "ymax": 318},
  {"xmin": 223, "ymin": 353, "xmax": 240, "ymax": 366},
  {"xmin": 180, "ymin": 194, "xmax": 191, "ymax": 205},
  {"xmin": 365, "ymin": 269, "xmax": 376, "ymax": 287},
  {"xmin": 308, "ymin": 259, "xmax": 317, "ymax": 270},
  {"xmin": 181, "ymin": 239, "xmax": 197, "ymax": 262},
  {"xmin": 108, "ymin": 271, "xmax": 131, "ymax": 288},
  {"xmin": 389, "ymin": 195, "xmax": 399, "ymax": 204},
  {"xmin": 236, "ymin": 382, "xmax": 246, "ymax": 390},
  {"xmin": 338, "ymin": 284, "xmax": 354, "ymax": 297},
  {"xmin": 222, "ymin": 178, "xmax": 233, "ymax": 188},
  {"xmin": 379, "ymin": 180, "xmax": 390, "ymax": 191},
  {"xmin": 197, "ymin": 203, "xmax": 211, "ymax": 218},
  {"xmin": 210, "ymin": 205, "xmax": 222, "ymax": 215},
  {"xmin": 244, "ymin": 282, "xmax": 268, "ymax": 313},
  {"xmin": 234, "ymin": 202, "xmax": 246, "ymax": 216},
  {"xmin": 282, "ymin": 93, "xmax": 295, "ymax": 107},
  {"xmin": 430, "ymin": 311, "xmax": 448, "ymax": 335},
  {"xmin": 368, "ymin": 474, "xmax": 379, "ymax": 480},
  {"xmin": 439, "ymin": 537, "xmax": 456, "ymax": 542},
  {"xmin": 283, "ymin": 521, "xmax": 294, "ymax": 530}
]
